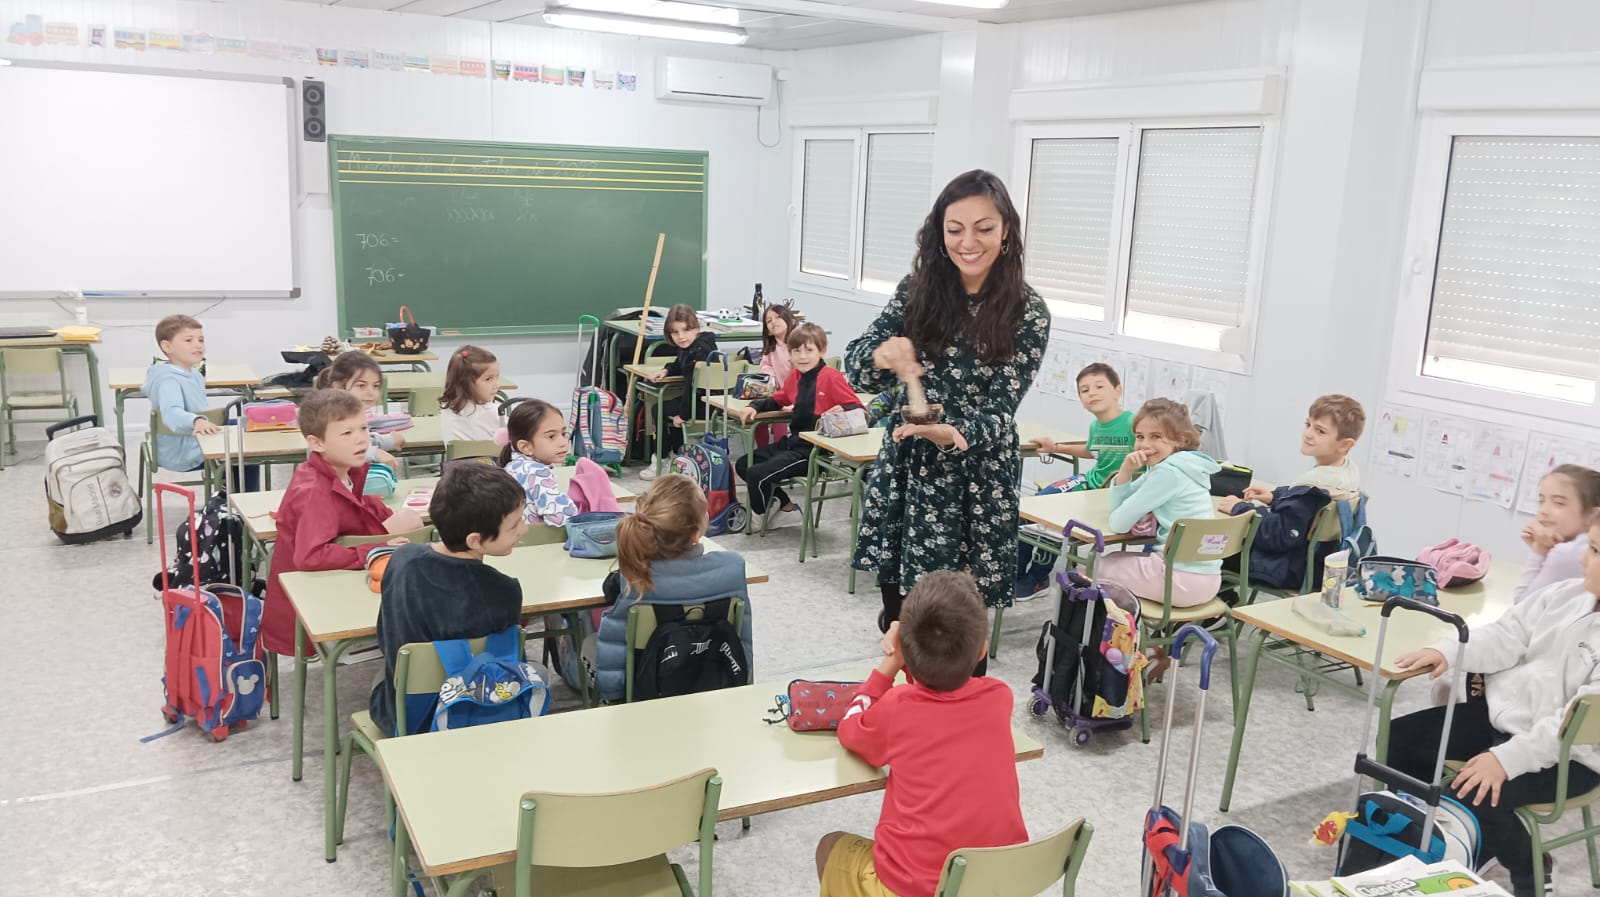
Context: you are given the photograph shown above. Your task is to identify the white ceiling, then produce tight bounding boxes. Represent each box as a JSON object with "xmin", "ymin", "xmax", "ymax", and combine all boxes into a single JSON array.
[{"xmin": 281, "ymin": 0, "xmax": 1204, "ymax": 50}]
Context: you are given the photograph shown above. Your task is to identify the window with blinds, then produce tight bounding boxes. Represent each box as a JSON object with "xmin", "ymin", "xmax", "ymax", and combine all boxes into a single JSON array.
[
  {"xmin": 1122, "ymin": 127, "xmax": 1263, "ymax": 349},
  {"xmin": 860, "ymin": 133, "xmax": 934, "ymax": 294},
  {"xmin": 799, "ymin": 139, "xmax": 855, "ymax": 280},
  {"xmin": 1421, "ymin": 136, "xmax": 1600, "ymax": 402},
  {"xmin": 1022, "ymin": 137, "xmax": 1121, "ymax": 320}
]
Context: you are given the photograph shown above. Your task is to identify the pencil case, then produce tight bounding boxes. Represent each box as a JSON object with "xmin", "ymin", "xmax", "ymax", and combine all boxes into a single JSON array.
[{"xmin": 243, "ymin": 399, "xmax": 298, "ymax": 432}]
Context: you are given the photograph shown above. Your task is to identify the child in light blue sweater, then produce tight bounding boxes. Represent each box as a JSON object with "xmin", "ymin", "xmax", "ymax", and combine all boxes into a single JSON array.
[
  {"xmin": 143, "ymin": 314, "xmax": 216, "ymax": 473},
  {"xmin": 1097, "ymin": 398, "xmax": 1221, "ymax": 608}
]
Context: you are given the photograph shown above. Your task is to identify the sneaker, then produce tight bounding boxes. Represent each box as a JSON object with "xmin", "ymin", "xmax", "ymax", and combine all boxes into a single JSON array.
[
  {"xmin": 765, "ymin": 504, "xmax": 800, "ymax": 529},
  {"xmin": 638, "ymin": 464, "xmax": 658, "ymax": 481},
  {"xmin": 1546, "ymin": 856, "xmax": 1556, "ymax": 897}
]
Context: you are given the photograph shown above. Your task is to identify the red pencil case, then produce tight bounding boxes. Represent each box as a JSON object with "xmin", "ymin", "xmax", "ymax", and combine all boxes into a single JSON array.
[{"xmin": 765, "ymin": 679, "xmax": 864, "ymax": 732}]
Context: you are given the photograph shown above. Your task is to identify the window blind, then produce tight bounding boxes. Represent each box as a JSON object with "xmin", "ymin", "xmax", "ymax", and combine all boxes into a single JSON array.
[
  {"xmin": 1022, "ymin": 137, "xmax": 1120, "ymax": 318},
  {"xmin": 1424, "ymin": 136, "xmax": 1600, "ymax": 382},
  {"xmin": 1124, "ymin": 127, "xmax": 1262, "ymax": 328},
  {"xmin": 860, "ymin": 132, "xmax": 934, "ymax": 291},
  {"xmin": 799, "ymin": 139, "xmax": 855, "ymax": 280}
]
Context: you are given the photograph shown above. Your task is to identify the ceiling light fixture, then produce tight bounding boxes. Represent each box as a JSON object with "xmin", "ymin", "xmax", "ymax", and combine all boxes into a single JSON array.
[
  {"xmin": 542, "ymin": 10, "xmax": 748, "ymax": 44},
  {"xmin": 908, "ymin": 0, "xmax": 1009, "ymax": 9},
  {"xmin": 554, "ymin": 0, "xmax": 741, "ymax": 27}
]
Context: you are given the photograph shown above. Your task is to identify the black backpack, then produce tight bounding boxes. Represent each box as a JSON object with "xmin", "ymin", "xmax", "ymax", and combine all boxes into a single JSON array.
[
  {"xmin": 632, "ymin": 599, "xmax": 750, "ymax": 701},
  {"xmin": 151, "ymin": 490, "xmax": 261, "ymax": 594}
]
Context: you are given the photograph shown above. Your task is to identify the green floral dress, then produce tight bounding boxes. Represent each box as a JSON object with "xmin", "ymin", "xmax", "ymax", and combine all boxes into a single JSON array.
[{"xmin": 845, "ymin": 277, "xmax": 1050, "ymax": 609}]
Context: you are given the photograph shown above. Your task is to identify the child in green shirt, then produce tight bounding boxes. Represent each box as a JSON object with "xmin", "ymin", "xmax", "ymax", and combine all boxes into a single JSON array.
[{"xmin": 1033, "ymin": 363, "xmax": 1133, "ymax": 492}]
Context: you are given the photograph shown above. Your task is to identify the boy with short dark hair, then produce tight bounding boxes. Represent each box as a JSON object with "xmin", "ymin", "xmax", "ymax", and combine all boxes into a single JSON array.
[
  {"xmin": 143, "ymin": 314, "xmax": 217, "ymax": 473},
  {"xmin": 817, "ymin": 570, "xmax": 1027, "ymax": 897},
  {"xmin": 370, "ymin": 463, "xmax": 529, "ymax": 735},
  {"xmin": 1245, "ymin": 394, "xmax": 1366, "ymax": 505},
  {"xmin": 1032, "ymin": 362, "xmax": 1134, "ymax": 492},
  {"xmin": 261, "ymin": 389, "xmax": 424, "ymax": 657},
  {"xmin": 735, "ymin": 323, "xmax": 862, "ymax": 526}
]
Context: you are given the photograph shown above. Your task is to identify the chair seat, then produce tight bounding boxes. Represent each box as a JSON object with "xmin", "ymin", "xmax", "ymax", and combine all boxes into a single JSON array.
[
  {"xmin": 488, "ymin": 854, "xmax": 684, "ymax": 897},
  {"xmin": 1137, "ymin": 597, "xmax": 1231, "ymax": 625},
  {"xmin": 5, "ymin": 392, "xmax": 72, "ymax": 409},
  {"xmin": 349, "ymin": 710, "xmax": 390, "ymax": 746}
]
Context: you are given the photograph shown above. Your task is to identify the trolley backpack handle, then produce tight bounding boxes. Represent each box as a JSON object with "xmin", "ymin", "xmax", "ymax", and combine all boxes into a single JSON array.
[
  {"xmin": 1381, "ymin": 596, "xmax": 1469, "ymax": 643},
  {"xmin": 222, "ymin": 397, "xmax": 248, "ymax": 496},
  {"xmin": 1171, "ymin": 625, "xmax": 1220, "ymax": 692},
  {"xmin": 1061, "ymin": 519, "xmax": 1105, "ymax": 554},
  {"xmin": 576, "ymin": 314, "xmax": 602, "ymax": 385},
  {"xmin": 706, "ymin": 349, "xmax": 733, "ymax": 437},
  {"xmin": 153, "ymin": 483, "xmax": 201, "ymax": 595},
  {"xmin": 45, "ymin": 415, "xmax": 99, "ymax": 440}
]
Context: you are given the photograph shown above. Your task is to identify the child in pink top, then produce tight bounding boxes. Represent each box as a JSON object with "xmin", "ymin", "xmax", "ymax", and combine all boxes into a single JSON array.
[{"xmin": 756, "ymin": 304, "xmax": 799, "ymax": 446}]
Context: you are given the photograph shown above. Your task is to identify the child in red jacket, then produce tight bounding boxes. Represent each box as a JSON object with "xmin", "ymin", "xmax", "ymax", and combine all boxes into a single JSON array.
[
  {"xmin": 261, "ymin": 389, "xmax": 424, "ymax": 657},
  {"xmin": 816, "ymin": 570, "xmax": 1028, "ymax": 897},
  {"xmin": 735, "ymin": 323, "xmax": 862, "ymax": 526}
]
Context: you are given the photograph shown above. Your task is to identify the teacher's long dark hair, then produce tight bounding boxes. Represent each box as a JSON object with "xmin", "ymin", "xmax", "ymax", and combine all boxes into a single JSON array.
[{"xmin": 904, "ymin": 169, "xmax": 1028, "ymax": 366}]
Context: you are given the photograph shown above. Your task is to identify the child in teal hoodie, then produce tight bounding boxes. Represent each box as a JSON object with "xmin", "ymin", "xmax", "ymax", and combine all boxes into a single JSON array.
[{"xmin": 1097, "ymin": 398, "xmax": 1222, "ymax": 608}]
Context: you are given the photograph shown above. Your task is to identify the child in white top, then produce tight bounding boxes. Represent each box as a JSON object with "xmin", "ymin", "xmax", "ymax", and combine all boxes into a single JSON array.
[
  {"xmin": 316, "ymin": 351, "xmax": 404, "ymax": 466},
  {"xmin": 440, "ymin": 345, "xmax": 503, "ymax": 443},
  {"xmin": 1518, "ymin": 464, "xmax": 1599, "ymax": 601},
  {"xmin": 1241, "ymin": 394, "xmax": 1365, "ymax": 505},
  {"xmin": 499, "ymin": 399, "xmax": 578, "ymax": 528}
]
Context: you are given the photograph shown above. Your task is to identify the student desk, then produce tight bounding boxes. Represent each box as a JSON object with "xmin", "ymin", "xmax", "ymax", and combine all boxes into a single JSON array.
[
  {"xmin": 795, "ymin": 428, "xmax": 884, "ymax": 594},
  {"xmin": 600, "ymin": 319, "xmax": 764, "ymax": 394},
  {"xmin": 280, "ymin": 537, "xmax": 767, "ymax": 863},
  {"xmin": 367, "ymin": 349, "xmax": 437, "ymax": 372},
  {"xmin": 108, "ymin": 364, "xmax": 261, "ymax": 447},
  {"xmin": 377, "ymin": 679, "xmax": 1044, "ymax": 893},
  {"xmin": 380, "ymin": 371, "xmax": 519, "ymax": 405},
  {"xmin": 621, "ymin": 362, "xmax": 679, "ymax": 474},
  {"xmin": 701, "ymin": 389, "xmax": 879, "ymax": 470},
  {"xmin": 0, "ymin": 334, "xmax": 104, "ymax": 426},
  {"xmin": 229, "ymin": 469, "xmax": 637, "ymax": 584},
  {"xmin": 1219, "ymin": 559, "xmax": 1520, "ymax": 812},
  {"xmin": 195, "ymin": 417, "xmax": 445, "ymax": 492}
]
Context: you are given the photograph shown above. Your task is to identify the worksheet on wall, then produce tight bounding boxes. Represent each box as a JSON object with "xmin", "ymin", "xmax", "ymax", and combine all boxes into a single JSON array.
[
  {"xmin": 1035, "ymin": 340, "xmax": 1073, "ymax": 399},
  {"xmin": 1467, "ymin": 423, "xmax": 1527, "ymax": 509},
  {"xmin": 1122, "ymin": 355, "xmax": 1151, "ymax": 409},
  {"xmin": 1150, "ymin": 360, "xmax": 1190, "ymax": 401},
  {"xmin": 1370, "ymin": 405, "xmax": 1421, "ymax": 480},
  {"xmin": 1514, "ymin": 432, "xmax": 1591, "ymax": 515},
  {"xmin": 1419, "ymin": 413, "xmax": 1475, "ymax": 496}
]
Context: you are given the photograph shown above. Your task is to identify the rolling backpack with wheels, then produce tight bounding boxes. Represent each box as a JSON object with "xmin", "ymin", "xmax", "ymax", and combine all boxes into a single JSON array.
[
  {"xmin": 568, "ymin": 315, "xmax": 628, "ymax": 467},
  {"xmin": 669, "ymin": 351, "xmax": 748, "ymax": 535},
  {"xmin": 148, "ymin": 483, "xmax": 268, "ymax": 742},
  {"xmin": 44, "ymin": 415, "xmax": 142, "ymax": 543}
]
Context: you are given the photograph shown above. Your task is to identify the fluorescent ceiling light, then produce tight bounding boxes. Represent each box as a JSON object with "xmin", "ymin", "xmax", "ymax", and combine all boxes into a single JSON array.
[
  {"xmin": 908, "ymin": 0, "xmax": 1009, "ymax": 8},
  {"xmin": 553, "ymin": 0, "xmax": 740, "ymax": 26},
  {"xmin": 542, "ymin": 10, "xmax": 748, "ymax": 44}
]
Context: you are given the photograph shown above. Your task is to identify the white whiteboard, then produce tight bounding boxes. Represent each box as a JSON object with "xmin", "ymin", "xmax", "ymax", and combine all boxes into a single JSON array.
[{"xmin": 0, "ymin": 64, "xmax": 298, "ymax": 296}]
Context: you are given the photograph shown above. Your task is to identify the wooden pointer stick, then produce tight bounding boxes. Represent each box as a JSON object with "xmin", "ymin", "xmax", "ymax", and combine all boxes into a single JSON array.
[{"xmin": 621, "ymin": 232, "xmax": 667, "ymax": 428}]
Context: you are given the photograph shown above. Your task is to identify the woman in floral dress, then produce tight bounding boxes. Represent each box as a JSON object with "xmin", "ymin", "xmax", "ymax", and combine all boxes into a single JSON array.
[{"xmin": 845, "ymin": 169, "xmax": 1050, "ymax": 656}]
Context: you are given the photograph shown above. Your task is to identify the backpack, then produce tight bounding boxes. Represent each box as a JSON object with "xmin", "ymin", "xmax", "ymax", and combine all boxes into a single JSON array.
[
  {"xmin": 569, "ymin": 386, "xmax": 628, "ymax": 466},
  {"xmin": 632, "ymin": 599, "xmax": 750, "ymax": 701},
  {"xmin": 151, "ymin": 484, "xmax": 267, "ymax": 742},
  {"xmin": 671, "ymin": 434, "xmax": 748, "ymax": 536},
  {"xmin": 428, "ymin": 627, "xmax": 550, "ymax": 732},
  {"xmin": 151, "ymin": 490, "xmax": 257, "ymax": 594},
  {"xmin": 1337, "ymin": 497, "xmax": 1376, "ymax": 582},
  {"xmin": 44, "ymin": 416, "xmax": 142, "ymax": 543},
  {"xmin": 1031, "ymin": 572, "xmax": 1144, "ymax": 724},
  {"xmin": 1338, "ymin": 789, "xmax": 1481, "ymax": 875}
]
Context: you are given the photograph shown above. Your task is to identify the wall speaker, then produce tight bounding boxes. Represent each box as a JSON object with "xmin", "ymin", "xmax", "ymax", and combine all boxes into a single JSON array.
[{"xmin": 302, "ymin": 79, "xmax": 326, "ymax": 142}]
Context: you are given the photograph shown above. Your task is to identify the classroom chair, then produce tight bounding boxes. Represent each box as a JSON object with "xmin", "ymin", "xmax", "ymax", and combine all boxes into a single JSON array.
[
  {"xmin": 444, "ymin": 439, "xmax": 498, "ymax": 462},
  {"xmin": 406, "ymin": 387, "xmax": 443, "ymax": 417},
  {"xmin": 138, "ymin": 407, "xmax": 226, "ymax": 543},
  {"xmin": 681, "ymin": 357, "xmax": 749, "ymax": 444},
  {"xmin": 1, "ymin": 347, "xmax": 79, "ymax": 456},
  {"xmin": 1441, "ymin": 695, "xmax": 1600, "ymax": 897},
  {"xmin": 1134, "ymin": 512, "xmax": 1260, "ymax": 744},
  {"xmin": 337, "ymin": 631, "xmax": 526, "ymax": 869},
  {"xmin": 934, "ymin": 819, "xmax": 1094, "ymax": 897},
  {"xmin": 457, "ymin": 768, "xmax": 721, "ymax": 897},
  {"xmin": 516, "ymin": 523, "xmax": 568, "ymax": 547},
  {"xmin": 335, "ymin": 527, "xmax": 435, "ymax": 548}
]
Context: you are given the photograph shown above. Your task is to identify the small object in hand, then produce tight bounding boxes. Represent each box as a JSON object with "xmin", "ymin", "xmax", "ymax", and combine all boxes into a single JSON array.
[{"xmin": 900, "ymin": 402, "xmax": 944, "ymax": 425}]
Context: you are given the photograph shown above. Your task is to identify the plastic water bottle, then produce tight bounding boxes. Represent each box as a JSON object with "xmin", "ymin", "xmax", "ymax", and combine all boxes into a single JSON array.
[{"xmin": 750, "ymin": 283, "xmax": 763, "ymax": 320}]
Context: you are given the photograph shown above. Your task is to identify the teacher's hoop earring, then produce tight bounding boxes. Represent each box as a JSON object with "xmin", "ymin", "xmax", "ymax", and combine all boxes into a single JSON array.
[{"xmin": 1000, "ymin": 240, "xmax": 1011, "ymax": 255}]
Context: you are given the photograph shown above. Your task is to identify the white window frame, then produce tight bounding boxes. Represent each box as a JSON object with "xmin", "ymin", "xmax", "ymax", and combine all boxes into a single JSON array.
[
  {"xmin": 789, "ymin": 126, "xmax": 935, "ymax": 305},
  {"xmin": 1011, "ymin": 117, "xmax": 1278, "ymax": 375},
  {"xmin": 1387, "ymin": 112, "xmax": 1600, "ymax": 424}
]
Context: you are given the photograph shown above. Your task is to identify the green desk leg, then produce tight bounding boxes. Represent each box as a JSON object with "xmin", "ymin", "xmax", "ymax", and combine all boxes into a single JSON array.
[
  {"xmin": 293, "ymin": 627, "xmax": 307, "ymax": 782},
  {"xmin": 1220, "ymin": 626, "xmax": 1270, "ymax": 812},
  {"xmin": 321, "ymin": 637, "xmax": 359, "ymax": 862},
  {"xmin": 114, "ymin": 387, "xmax": 131, "ymax": 446},
  {"xmin": 71, "ymin": 344, "xmax": 105, "ymax": 424},
  {"xmin": 990, "ymin": 605, "xmax": 1005, "ymax": 659},
  {"xmin": 392, "ymin": 817, "xmax": 412, "ymax": 897},
  {"xmin": 846, "ymin": 462, "xmax": 867, "ymax": 594},
  {"xmin": 798, "ymin": 448, "xmax": 822, "ymax": 564}
]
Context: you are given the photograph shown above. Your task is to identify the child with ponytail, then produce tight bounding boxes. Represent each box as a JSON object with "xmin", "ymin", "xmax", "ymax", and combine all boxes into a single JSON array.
[
  {"xmin": 440, "ymin": 345, "xmax": 503, "ymax": 443},
  {"xmin": 498, "ymin": 399, "xmax": 577, "ymax": 528},
  {"xmin": 591, "ymin": 473, "xmax": 753, "ymax": 703},
  {"xmin": 316, "ymin": 350, "xmax": 404, "ymax": 466}
]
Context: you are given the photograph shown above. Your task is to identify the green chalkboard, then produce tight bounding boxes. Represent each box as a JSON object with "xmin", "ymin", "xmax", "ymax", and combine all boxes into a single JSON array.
[{"xmin": 329, "ymin": 135, "xmax": 707, "ymax": 337}]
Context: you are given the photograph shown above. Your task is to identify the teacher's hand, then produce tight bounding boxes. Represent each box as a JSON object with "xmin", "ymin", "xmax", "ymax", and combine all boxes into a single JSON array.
[
  {"xmin": 892, "ymin": 423, "xmax": 968, "ymax": 452},
  {"xmin": 872, "ymin": 337, "xmax": 924, "ymax": 381}
]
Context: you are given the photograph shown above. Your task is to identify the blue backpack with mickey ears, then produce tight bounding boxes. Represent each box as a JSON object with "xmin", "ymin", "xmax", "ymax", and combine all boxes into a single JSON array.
[{"xmin": 427, "ymin": 627, "xmax": 550, "ymax": 733}]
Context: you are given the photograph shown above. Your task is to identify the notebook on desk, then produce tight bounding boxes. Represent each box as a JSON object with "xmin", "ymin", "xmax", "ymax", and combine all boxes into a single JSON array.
[{"xmin": 0, "ymin": 326, "xmax": 58, "ymax": 340}]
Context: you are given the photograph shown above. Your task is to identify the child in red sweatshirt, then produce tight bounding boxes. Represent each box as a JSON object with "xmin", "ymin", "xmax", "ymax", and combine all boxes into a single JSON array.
[
  {"xmin": 816, "ymin": 570, "xmax": 1027, "ymax": 897},
  {"xmin": 261, "ymin": 389, "xmax": 424, "ymax": 657}
]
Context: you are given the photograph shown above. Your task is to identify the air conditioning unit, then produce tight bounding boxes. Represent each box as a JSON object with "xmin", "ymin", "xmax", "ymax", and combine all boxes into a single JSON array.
[{"xmin": 655, "ymin": 57, "xmax": 772, "ymax": 106}]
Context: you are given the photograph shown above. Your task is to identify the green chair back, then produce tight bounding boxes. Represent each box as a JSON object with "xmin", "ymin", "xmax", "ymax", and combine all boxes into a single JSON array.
[
  {"xmin": 624, "ymin": 599, "xmax": 746, "ymax": 702},
  {"xmin": 1165, "ymin": 511, "xmax": 1258, "ymax": 566},
  {"xmin": 393, "ymin": 631, "xmax": 525, "ymax": 735},
  {"xmin": 516, "ymin": 523, "xmax": 567, "ymax": 547},
  {"xmin": 335, "ymin": 526, "xmax": 433, "ymax": 547},
  {"xmin": 934, "ymin": 819, "xmax": 1094, "ymax": 897},
  {"xmin": 446, "ymin": 439, "xmax": 498, "ymax": 461},
  {"xmin": 3, "ymin": 347, "xmax": 67, "ymax": 380},
  {"xmin": 408, "ymin": 387, "xmax": 444, "ymax": 417},
  {"xmin": 515, "ymin": 767, "xmax": 721, "ymax": 873}
]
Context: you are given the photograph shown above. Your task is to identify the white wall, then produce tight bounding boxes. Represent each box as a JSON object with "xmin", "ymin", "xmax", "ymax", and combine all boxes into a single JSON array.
[
  {"xmin": 0, "ymin": 0, "xmax": 783, "ymax": 439},
  {"xmin": 771, "ymin": 0, "xmax": 1600, "ymax": 560}
]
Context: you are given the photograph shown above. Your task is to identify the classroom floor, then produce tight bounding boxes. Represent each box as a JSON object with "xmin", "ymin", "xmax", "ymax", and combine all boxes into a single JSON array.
[{"xmin": 0, "ymin": 440, "xmax": 1582, "ymax": 896}]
